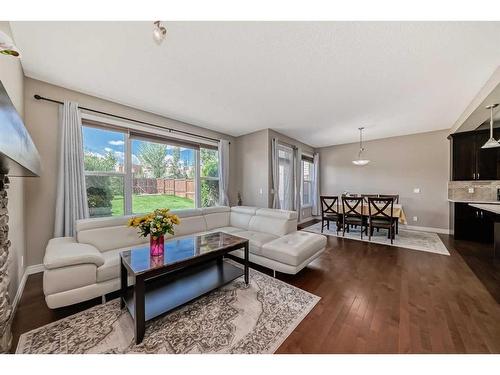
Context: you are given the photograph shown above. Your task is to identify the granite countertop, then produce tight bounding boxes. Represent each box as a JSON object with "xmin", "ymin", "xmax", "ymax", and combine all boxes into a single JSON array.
[
  {"xmin": 448, "ymin": 199, "xmax": 500, "ymax": 204},
  {"xmin": 468, "ymin": 203, "xmax": 500, "ymax": 215}
]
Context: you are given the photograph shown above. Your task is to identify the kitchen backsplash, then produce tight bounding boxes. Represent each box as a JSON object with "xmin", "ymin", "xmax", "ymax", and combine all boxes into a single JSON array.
[{"xmin": 448, "ymin": 180, "xmax": 500, "ymax": 202}]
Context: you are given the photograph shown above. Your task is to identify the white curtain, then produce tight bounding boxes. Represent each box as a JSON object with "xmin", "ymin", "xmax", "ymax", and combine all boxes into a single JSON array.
[
  {"xmin": 277, "ymin": 144, "xmax": 294, "ymax": 210},
  {"xmin": 312, "ymin": 152, "xmax": 320, "ymax": 216},
  {"xmin": 218, "ymin": 139, "xmax": 230, "ymax": 206},
  {"xmin": 294, "ymin": 146, "xmax": 302, "ymax": 220},
  {"xmin": 54, "ymin": 101, "xmax": 89, "ymax": 237},
  {"xmin": 271, "ymin": 138, "xmax": 280, "ymax": 208}
]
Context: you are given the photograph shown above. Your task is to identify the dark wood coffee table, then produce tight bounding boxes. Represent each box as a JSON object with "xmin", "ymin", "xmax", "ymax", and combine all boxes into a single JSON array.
[{"xmin": 120, "ymin": 231, "xmax": 249, "ymax": 344}]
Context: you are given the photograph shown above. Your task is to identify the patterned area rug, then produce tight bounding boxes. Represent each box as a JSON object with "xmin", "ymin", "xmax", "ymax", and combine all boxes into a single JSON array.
[
  {"xmin": 302, "ymin": 222, "xmax": 449, "ymax": 256},
  {"xmin": 16, "ymin": 268, "xmax": 319, "ymax": 354}
]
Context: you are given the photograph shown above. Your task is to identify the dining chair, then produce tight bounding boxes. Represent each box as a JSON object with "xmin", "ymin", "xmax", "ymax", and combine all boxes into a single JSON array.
[
  {"xmin": 379, "ymin": 194, "xmax": 399, "ymax": 203},
  {"xmin": 367, "ymin": 197, "xmax": 396, "ymax": 244},
  {"xmin": 341, "ymin": 196, "xmax": 367, "ymax": 239},
  {"xmin": 378, "ymin": 194, "xmax": 400, "ymax": 233},
  {"xmin": 361, "ymin": 194, "xmax": 379, "ymax": 203},
  {"xmin": 320, "ymin": 196, "xmax": 342, "ymax": 234}
]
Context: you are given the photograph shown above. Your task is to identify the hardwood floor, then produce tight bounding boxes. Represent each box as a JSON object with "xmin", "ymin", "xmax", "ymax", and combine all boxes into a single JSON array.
[{"xmin": 10, "ymin": 223, "xmax": 500, "ymax": 353}]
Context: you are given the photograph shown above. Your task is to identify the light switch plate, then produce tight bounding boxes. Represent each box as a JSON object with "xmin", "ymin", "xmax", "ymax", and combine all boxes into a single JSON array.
[
  {"xmin": 412, "ymin": 216, "xmax": 418, "ymax": 222},
  {"xmin": 413, "ymin": 188, "xmax": 420, "ymax": 193},
  {"xmin": 468, "ymin": 187, "xmax": 474, "ymax": 194},
  {"xmin": 259, "ymin": 188, "xmax": 263, "ymax": 195}
]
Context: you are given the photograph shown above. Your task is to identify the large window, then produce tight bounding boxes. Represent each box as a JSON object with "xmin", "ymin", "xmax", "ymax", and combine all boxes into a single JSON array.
[
  {"xmin": 82, "ymin": 126, "xmax": 125, "ymax": 217},
  {"xmin": 200, "ymin": 148, "xmax": 219, "ymax": 207},
  {"xmin": 131, "ymin": 138, "xmax": 195, "ymax": 213},
  {"xmin": 301, "ymin": 158, "xmax": 313, "ymax": 207},
  {"xmin": 82, "ymin": 124, "xmax": 221, "ymax": 217}
]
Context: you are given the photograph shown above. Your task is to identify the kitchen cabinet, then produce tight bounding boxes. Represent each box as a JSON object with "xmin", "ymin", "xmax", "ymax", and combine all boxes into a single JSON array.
[
  {"xmin": 454, "ymin": 203, "xmax": 494, "ymax": 243},
  {"xmin": 450, "ymin": 129, "xmax": 500, "ymax": 181}
]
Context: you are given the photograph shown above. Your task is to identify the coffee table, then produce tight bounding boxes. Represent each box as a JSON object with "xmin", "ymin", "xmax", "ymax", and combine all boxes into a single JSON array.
[{"xmin": 120, "ymin": 231, "xmax": 249, "ymax": 344}]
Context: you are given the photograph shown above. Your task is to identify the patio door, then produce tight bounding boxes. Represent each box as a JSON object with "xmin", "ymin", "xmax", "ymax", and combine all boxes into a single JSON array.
[{"xmin": 277, "ymin": 144, "xmax": 294, "ymax": 210}]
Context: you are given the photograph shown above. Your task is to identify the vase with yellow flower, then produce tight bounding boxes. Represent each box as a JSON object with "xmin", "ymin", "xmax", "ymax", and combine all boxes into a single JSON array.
[{"xmin": 127, "ymin": 208, "xmax": 181, "ymax": 256}]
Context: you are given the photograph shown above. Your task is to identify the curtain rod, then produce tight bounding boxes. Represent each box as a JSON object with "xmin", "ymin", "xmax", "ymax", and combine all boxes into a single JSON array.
[{"xmin": 33, "ymin": 94, "xmax": 223, "ymax": 144}]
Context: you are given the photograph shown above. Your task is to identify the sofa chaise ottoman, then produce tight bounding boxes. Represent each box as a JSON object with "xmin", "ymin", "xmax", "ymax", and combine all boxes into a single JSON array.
[{"xmin": 43, "ymin": 206, "xmax": 326, "ymax": 309}]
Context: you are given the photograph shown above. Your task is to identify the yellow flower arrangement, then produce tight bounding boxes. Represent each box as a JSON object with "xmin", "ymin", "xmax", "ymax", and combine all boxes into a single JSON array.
[{"xmin": 127, "ymin": 208, "xmax": 181, "ymax": 239}]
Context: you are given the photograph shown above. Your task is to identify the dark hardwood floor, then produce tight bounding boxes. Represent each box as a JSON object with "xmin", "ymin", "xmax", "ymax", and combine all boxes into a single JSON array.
[{"xmin": 10, "ymin": 221, "xmax": 500, "ymax": 353}]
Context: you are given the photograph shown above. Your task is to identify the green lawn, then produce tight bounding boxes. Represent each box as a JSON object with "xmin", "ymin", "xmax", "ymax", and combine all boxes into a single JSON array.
[{"xmin": 111, "ymin": 194, "xmax": 194, "ymax": 216}]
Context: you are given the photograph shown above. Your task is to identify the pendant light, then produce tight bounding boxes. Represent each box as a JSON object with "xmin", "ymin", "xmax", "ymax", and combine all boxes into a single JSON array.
[
  {"xmin": 153, "ymin": 21, "xmax": 167, "ymax": 44},
  {"xmin": 352, "ymin": 127, "xmax": 371, "ymax": 166},
  {"xmin": 481, "ymin": 103, "xmax": 500, "ymax": 149}
]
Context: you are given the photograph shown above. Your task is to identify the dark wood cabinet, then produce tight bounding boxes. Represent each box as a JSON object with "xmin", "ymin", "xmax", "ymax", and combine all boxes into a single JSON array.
[
  {"xmin": 454, "ymin": 203, "xmax": 494, "ymax": 243},
  {"xmin": 451, "ymin": 129, "xmax": 500, "ymax": 181},
  {"xmin": 452, "ymin": 133, "xmax": 476, "ymax": 180}
]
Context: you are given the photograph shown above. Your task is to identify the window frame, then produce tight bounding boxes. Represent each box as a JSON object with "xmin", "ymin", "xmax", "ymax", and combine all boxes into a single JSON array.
[
  {"xmin": 81, "ymin": 120, "xmax": 221, "ymax": 217},
  {"xmin": 301, "ymin": 158, "xmax": 314, "ymax": 208},
  {"xmin": 199, "ymin": 147, "xmax": 220, "ymax": 208}
]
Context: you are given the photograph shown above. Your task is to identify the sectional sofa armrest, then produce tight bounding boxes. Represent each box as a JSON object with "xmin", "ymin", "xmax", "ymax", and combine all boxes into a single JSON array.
[{"xmin": 43, "ymin": 237, "xmax": 105, "ymax": 270}]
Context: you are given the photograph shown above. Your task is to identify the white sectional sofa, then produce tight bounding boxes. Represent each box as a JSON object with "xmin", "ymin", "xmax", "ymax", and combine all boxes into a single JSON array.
[{"xmin": 43, "ymin": 206, "xmax": 326, "ymax": 309}]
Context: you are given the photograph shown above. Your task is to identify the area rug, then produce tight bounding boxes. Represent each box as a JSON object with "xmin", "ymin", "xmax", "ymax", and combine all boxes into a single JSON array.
[
  {"xmin": 302, "ymin": 222, "xmax": 449, "ymax": 256},
  {"xmin": 16, "ymin": 268, "xmax": 319, "ymax": 354}
]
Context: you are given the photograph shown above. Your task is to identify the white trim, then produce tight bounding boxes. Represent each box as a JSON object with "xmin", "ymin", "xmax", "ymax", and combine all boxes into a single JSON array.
[
  {"xmin": 10, "ymin": 263, "xmax": 45, "ymax": 321},
  {"xmin": 399, "ymin": 224, "xmax": 450, "ymax": 234},
  {"xmin": 310, "ymin": 216, "xmax": 451, "ymax": 234}
]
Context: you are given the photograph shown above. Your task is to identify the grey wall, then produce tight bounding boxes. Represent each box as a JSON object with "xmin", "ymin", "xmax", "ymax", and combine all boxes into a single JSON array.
[
  {"xmin": 23, "ymin": 77, "xmax": 237, "ymax": 266},
  {"xmin": 234, "ymin": 129, "xmax": 270, "ymax": 207},
  {"xmin": 233, "ymin": 128, "xmax": 316, "ymax": 218},
  {"xmin": 318, "ymin": 129, "xmax": 450, "ymax": 230},
  {"xmin": 0, "ymin": 21, "xmax": 26, "ymax": 298}
]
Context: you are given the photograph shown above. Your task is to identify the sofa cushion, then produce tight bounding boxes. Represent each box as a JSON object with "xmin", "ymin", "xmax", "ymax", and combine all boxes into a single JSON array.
[
  {"xmin": 173, "ymin": 215, "xmax": 207, "ymax": 237},
  {"xmin": 231, "ymin": 230, "xmax": 279, "ymax": 256},
  {"xmin": 44, "ymin": 264, "xmax": 98, "ymax": 295},
  {"xmin": 44, "ymin": 237, "xmax": 105, "ymax": 269},
  {"xmin": 203, "ymin": 207, "xmax": 230, "ymax": 230},
  {"xmin": 96, "ymin": 244, "xmax": 147, "ymax": 282},
  {"xmin": 248, "ymin": 216, "xmax": 296, "ymax": 237},
  {"xmin": 255, "ymin": 208, "xmax": 298, "ymax": 220},
  {"xmin": 77, "ymin": 225, "xmax": 145, "ymax": 252},
  {"xmin": 262, "ymin": 231, "xmax": 327, "ymax": 266},
  {"xmin": 230, "ymin": 206, "xmax": 257, "ymax": 230}
]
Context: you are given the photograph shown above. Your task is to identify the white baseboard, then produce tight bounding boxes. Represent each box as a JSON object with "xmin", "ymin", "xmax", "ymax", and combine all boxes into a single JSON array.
[
  {"xmin": 311, "ymin": 216, "xmax": 450, "ymax": 235},
  {"xmin": 400, "ymin": 225, "xmax": 450, "ymax": 235},
  {"xmin": 10, "ymin": 263, "xmax": 45, "ymax": 320}
]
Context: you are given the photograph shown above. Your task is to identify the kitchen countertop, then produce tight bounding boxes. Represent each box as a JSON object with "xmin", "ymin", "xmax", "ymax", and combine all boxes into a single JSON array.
[
  {"xmin": 468, "ymin": 203, "xmax": 500, "ymax": 215},
  {"xmin": 448, "ymin": 199, "xmax": 500, "ymax": 204}
]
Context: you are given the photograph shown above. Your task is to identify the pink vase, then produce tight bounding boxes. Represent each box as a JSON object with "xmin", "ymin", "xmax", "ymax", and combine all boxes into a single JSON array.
[{"xmin": 150, "ymin": 235, "xmax": 164, "ymax": 257}]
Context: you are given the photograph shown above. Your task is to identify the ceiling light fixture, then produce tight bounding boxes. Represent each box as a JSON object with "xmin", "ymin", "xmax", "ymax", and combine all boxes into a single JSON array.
[
  {"xmin": 352, "ymin": 127, "xmax": 371, "ymax": 166},
  {"xmin": 153, "ymin": 21, "xmax": 167, "ymax": 44},
  {"xmin": 481, "ymin": 103, "xmax": 500, "ymax": 149},
  {"xmin": 0, "ymin": 30, "xmax": 20, "ymax": 57}
]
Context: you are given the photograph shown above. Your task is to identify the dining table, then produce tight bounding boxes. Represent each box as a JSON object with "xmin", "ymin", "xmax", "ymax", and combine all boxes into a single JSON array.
[{"xmin": 344, "ymin": 203, "xmax": 407, "ymax": 224}]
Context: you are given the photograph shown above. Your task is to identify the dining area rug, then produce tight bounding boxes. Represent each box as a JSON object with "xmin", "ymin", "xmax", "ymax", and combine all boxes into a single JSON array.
[
  {"xmin": 16, "ymin": 268, "xmax": 319, "ymax": 354},
  {"xmin": 302, "ymin": 222, "xmax": 449, "ymax": 256}
]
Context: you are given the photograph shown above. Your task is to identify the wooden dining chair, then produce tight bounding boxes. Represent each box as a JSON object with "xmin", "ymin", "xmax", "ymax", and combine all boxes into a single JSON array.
[
  {"xmin": 341, "ymin": 196, "xmax": 367, "ymax": 239},
  {"xmin": 378, "ymin": 194, "xmax": 400, "ymax": 233},
  {"xmin": 379, "ymin": 194, "xmax": 399, "ymax": 203},
  {"xmin": 320, "ymin": 196, "xmax": 342, "ymax": 233},
  {"xmin": 367, "ymin": 197, "xmax": 396, "ymax": 244}
]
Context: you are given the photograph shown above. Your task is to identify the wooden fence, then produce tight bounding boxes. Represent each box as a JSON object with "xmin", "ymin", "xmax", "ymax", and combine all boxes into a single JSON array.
[{"xmin": 133, "ymin": 178, "xmax": 195, "ymax": 200}]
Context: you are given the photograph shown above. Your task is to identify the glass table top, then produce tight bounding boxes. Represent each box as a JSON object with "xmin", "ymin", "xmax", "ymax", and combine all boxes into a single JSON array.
[{"xmin": 120, "ymin": 231, "xmax": 248, "ymax": 275}]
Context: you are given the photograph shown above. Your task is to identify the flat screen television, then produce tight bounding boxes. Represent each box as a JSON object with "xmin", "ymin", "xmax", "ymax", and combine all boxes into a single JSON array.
[{"xmin": 0, "ymin": 80, "xmax": 40, "ymax": 176}]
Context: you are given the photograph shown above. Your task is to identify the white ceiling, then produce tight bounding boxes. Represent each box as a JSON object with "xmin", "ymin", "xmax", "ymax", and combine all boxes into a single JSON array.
[{"xmin": 10, "ymin": 21, "xmax": 500, "ymax": 147}]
